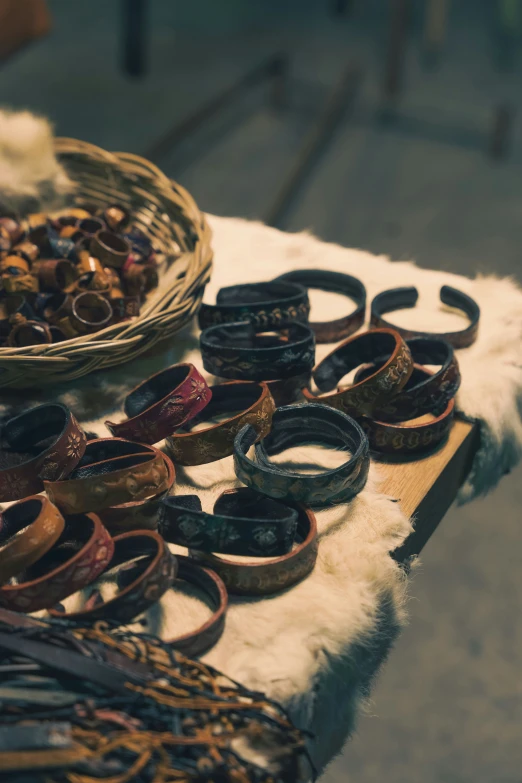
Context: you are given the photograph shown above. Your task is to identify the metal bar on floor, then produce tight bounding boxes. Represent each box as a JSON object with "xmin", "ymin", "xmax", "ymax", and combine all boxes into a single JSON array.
[{"xmin": 264, "ymin": 61, "xmax": 362, "ymax": 229}]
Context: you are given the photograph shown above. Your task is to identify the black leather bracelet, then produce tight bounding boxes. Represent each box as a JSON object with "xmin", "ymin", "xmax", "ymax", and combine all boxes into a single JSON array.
[
  {"xmin": 234, "ymin": 403, "xmax": 370, "ymax": 507},
  {"xmin": 198, "ymin": 280, "xmax": 310, "ymax": 330},
  {"xmin": 200, "ymin": 321, "xmax": 315, "ymax": 382},
  {"xmin": 274, "ymin": 269, "xmax": 366, "ymax": 343},
  {"xmin": 160, "ymin": 487, "xmax": 298, "ymax": 556},
  {"xmin": 370, "ymin": 285, "xmax": 480, "ymax": 348}
]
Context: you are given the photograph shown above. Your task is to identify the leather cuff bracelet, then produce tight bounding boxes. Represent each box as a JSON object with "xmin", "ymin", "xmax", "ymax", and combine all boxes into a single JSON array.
[
  {"xmin": 0, "ymin": 404, "xmax": 86, "ymax": 502},
  {"xmin": 353, "ymin": 337, "xmax": 461, "ymax": 422},
  {"xmin": 370, "ymin": 285, "xmax": 480, "ymax": 348},
  {"xmin": 191, "ymin": 502, "xmax": 318, "ymax": 596},
  {"xmin": 201, "ymin": 321, "xmax": 315, "ymax": 382},
  {"xmin": 0, "ymin": 294, "xmax": 34, "ymax": 338},
  {"xmin": 0, "ymin": 497, "xmax": 65, "ymax": 585},
  {"xmin": 198, "ymin": 280, "xmax": 310, "ymax": 330},
  {"xmin": 106, "ymin": 363, "xmax": 212, "ymax": 444},
  {"xmin": 274, "ymin": 269, "xmax": 366, "ymax": 343},
  {"xmin": 234, "ymin": 403, "xmax": 370, "ymax": 506},
  {"xmin": 45, "ymin": 438, "xmax": 170, "ymax": 514},
  {"xmin": 264, "ymin": 371, "xmax": 311, "ymax": 407},
  {"xmin": 90, "ymin": 230, "xmax": 131, "ymax": 268},
  {"xmin": 68, "ymin": 292, "xmax": 113, "ymax": 334},
  {"xmin": 302, "ymin": 328, "xmax": 413, "ymax": 415},
  {"xmin": 7, "ymin": 319, "xmax": 52, "ymax": 347},
  {"xmin": 166, "ymin": 381, "xmax": 275, "ymax": 466},
  {"xmin": 164, "ymin": 555, "xmax": 228, "ymax": 658},
  {"xmin": 48, "ymin": 530, "xmax": 177, "ymax": 624},
  {"xmin": 0, "ymin": 513, "xmax": 113, "ymax": 613},
  {"xmin": 161, "ymin": 487, "xmax": 298, "ymax": 556}
]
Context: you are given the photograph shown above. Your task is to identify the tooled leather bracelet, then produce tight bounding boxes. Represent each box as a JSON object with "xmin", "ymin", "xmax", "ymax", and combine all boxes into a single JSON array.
[
  {"xmin": 48, "ymin": 530, "xmax": 177, "ymax": 624},
  {"xmin": 201, "ymin": 321, "xmax": 315, "ymax": 382},
  {"xmin": 370, "ymin": 285, "xmax": 480, "ymax": 348},
  {"xmin": 302, "ymin": 328, "xmax": 413, "ymax": 415},
  {"xmin": 352, "ymin": 337, "xmax": 461, "ymax": 422},
  {"xmin": 274, "ymin": 269, "xmax": 366, "ymax": 343},
  {"xmin": 190, "ymin": 501, "xmax": 318, "ymax": 596},
  {"xmin": 198, "ymin": 280, "xmax": 310, "ymax": 330},
  {"xmin": 234, "ymin": 403, "xmax": 370, "ymax": 506},
  {"xmin": 105, "ymin": 363, "xmax": 212, "ymax": 444},
  {"xmin": 160, "ymin": 487, "xmax": 298, "ymax": 556},
  {"xmin": 0, "ymin": 403, "xmax": 87, "ymax": 502},
  {"xmin": 165, "ymin": 381, "xmax": 275, "ymax": 466},
  {"xmin": 45, "ymin": 438, "xmax": 170, "ymax": 514},
  {"xmin": 163, "ymin": 554, "xmax": 228, "ymax": 657},
  {"xmin": 0, "ymin": 497, "xmax": 65, "ymax": 585},
  {"xmin": 0, "ymin": 513, "xmax": 114, "ymax": 613},
  {"xmin": 264, "ymin": 371, "xmax": 311, "ymax": 407}
]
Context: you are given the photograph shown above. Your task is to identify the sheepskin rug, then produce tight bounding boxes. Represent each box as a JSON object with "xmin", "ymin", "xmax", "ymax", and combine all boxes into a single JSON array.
[{"xmin": 1, "ymin": 110, "xmax": 522, "ymax": 776}]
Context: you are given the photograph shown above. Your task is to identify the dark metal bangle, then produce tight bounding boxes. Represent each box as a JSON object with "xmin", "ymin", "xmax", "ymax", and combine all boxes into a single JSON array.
[
  {"xmin": 353, "ymin": 337, "xmax": 460, "ymax": 422},
  {"xmin": 160, "ymin": 487, "xmax": 298, "ymax": 556},
  {"xmin": 165, "ymin": 381, "xmax": 275, "ymax": 466},
  {"xmin": 198, "ymin": 280, "xmax": 310, "ymax": 330},
  {"xmin": 201, "ymin": 321, "xmax": 315, "ymax": 382},
  {"xmin": 274, "ymin": 269, "xmax": 366, "ymax": 343},
  {"xmin": 302, "ymin": 328, "xmax": 413, "ymax": 415},
  {"xmin": 370, "ymin": 285, "xmax": 480, "ymax": 348},
  {"xmin": 106, "ymin": 363, "xmax": 212, "ymax": 444},
  {"xmin": 190, "ymin": 502, "xmax": 318, "ymax": 596},
  {"xmin": 234, "ymin": 403, "xmax": 370, "ymax": 506}
]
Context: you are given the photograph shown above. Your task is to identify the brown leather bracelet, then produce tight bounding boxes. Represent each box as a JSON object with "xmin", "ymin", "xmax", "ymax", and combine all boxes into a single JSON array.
[
  {"xmin": 7, "ymin": 319, "xmax": 52, "ymax": 347},
  {"xmin": 0, "ymin": 255, "xmax": 30, "ymax": 274},
  {"xmin": 68, "ymin": 292, "xmax": 113, "ymax": 334},
  {"xmin": 264, "ymin": 371, "xmax": 311, "ymax": 407},
  {"xmin": 106, "ymin": 363, "xmax": 211, "ymax": 445},
  {"xmin": 37, "ymin": 259, "xmax": 77, "ymax": 293},
  {"xmin": 165, "ymin": 381, "xmax": 275, "ymax": 466},
  {"xmin": 302, "ymin": 328, "xmax": 413, "ymax": 415},
  {"xmin": 45, "ymin": 438, "xmax": 171, "ymax": 514},
  {"xmin": 0, "ymin": 403, "xmax": 87, "ymax": 502},
  {"xmin": 90, "ymin": 230, "xmax": 130, "ymax": 269},
  {"xmin": 0, "ymin": 497, "xmax": 65, "ymax": 585},
  {"xmin": 190, "ymin": 502, "xmax": 318, "ymax": 596},
  {"xmin": 48, "ymin": 530, "xmax": 177, "ymax": 624},
  {"xmin": 164, "ymin": 555, "xmax": 228, "ymax": 658},
  {"xmin": 0, "ymin": 513, "xmax": 114, "ymax": 613}
]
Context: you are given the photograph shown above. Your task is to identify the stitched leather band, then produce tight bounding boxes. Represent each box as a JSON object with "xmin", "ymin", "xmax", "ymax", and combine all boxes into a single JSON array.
[
  {"xmin": 0, "ymin": 404, "xmax": 87, "ymax": 502},
  {"xmin": 0, "ymin": 513, "xmax": 113, "ymax": 613},
  {"xmin": 48, "ymin": 529, "xmax": 177, "ymax": 623},
  {"xmin": 45, "ymin": 438, "xmax": 170, "ymax": 514},
  {"xmin": 198, "ymin": 280, "xmax": 310, "ymax": 330},
  {"xmin": 274, "ymin": 269, "xmax": 366, "ymax": 343},
  {"xmin": 302, "ymin": 328, "xmax": 413, "ymax": 415},
  {"xmin": 370, "ymin": 285, "xmax": 480, "ymax": 348},
  {"xmin": 161, "ymin": 487, "xmax": 298, "ymax": 556},
  {"xmin": 0, "ymin": 497, "xmax": 65, "ymax": 585},
  {"xmin": 165, "ymin": 381, "xmax": 275, "ymax": 466},
  {"xmin": 201, "ymin": 321, "xmax": 316, "ymax": 382},
  {"xmin": 234, "ymin": 403, "xmax": 370, "ymax": 506},
  {"xmin": 163, "ymin": 555, "xmax": 228, "ymax": 657},
  {"xmin": 352, "ymin": 337, "xmax": 461, "ymax": 422},
  {"xmin": 191, "ymin": 502, "xmax": 318, "ymax": 596},
  {"xmin": 106, "ymin": 363, "xmax": 212, "ymax": 444}
]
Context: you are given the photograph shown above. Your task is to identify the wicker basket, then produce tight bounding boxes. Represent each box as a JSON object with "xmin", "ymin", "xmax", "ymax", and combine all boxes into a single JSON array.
[{"xmin": 0, "ymin": 137, "xmax": 213, "ymax": 389}]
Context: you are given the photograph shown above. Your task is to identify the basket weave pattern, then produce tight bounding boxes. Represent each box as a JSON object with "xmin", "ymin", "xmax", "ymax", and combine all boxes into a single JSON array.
[{"xmin": 0, "ymin": 138, "xmax": 213, "ymax": 388}]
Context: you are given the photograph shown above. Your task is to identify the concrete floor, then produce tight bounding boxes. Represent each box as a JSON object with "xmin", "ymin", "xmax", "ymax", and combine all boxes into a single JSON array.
[{"xmin": 1, "ymin": 1, "xmax": 521, "ymax": 780}]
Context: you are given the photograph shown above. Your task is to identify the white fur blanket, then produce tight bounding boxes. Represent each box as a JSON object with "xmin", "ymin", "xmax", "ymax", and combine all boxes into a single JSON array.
[{"xmin": 1, "ymin": 111, "xmax": 522, "ymax": 776}]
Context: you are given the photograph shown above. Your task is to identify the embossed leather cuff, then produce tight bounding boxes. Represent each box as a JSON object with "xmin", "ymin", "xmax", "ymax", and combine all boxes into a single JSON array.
[
  {"xmin": 0, "ymin": 497, "xmax": 65, "ymax": 585},
  {"xmin": 165, "ymin": 381, "xmax": 275, "ymax": 466},
  {"xmin": 302, "ymin": 328, "xmax": 413, "ymax": 415},
  {"xmin": 191, "ymin": 502, "xmax": 318, "ymax": 596},
  {"xmin": 370, "ymin": 285, "xmax": 480, "ymax": 348},
  {"xmin": 48, "ymin": 529, "xmax": 177, "ymax": 623},
  {"xmin": 201, "ymin": 321, "xmax": 315, "ymax": 382},
  {"xmin": 161, "ymin": 487, "xmax": 298, "ymax": 556},
  {"xmin": 274, "ymin": 269, "xmax": 366, "ymax": 343},
  {"xmin": 198, "ymin": 280, "xmax": 310, "ymax": 330},
  {"xmin": 234, "ymin": 403, "xmax": 370, "ymax": 506},
  {"xmin": 0, "ymin": 404, "xmax": 86, "ymax": 502},
  {"xmin": 0, "ymin": 513, "xmax": 113, "ymax": 613},
  {"xmin": 45, "ymin": 438, "xmax": 170, "ymax": 514},
  {"xmin": 106, "ymin": 363, "xmax": 211, "ymax": 444}
]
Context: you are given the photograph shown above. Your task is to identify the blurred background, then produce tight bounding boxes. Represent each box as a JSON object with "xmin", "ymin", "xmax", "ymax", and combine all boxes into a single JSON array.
[{"xmin": 1, "ymin": 1, "xmax": 521, "ymax": 781}]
